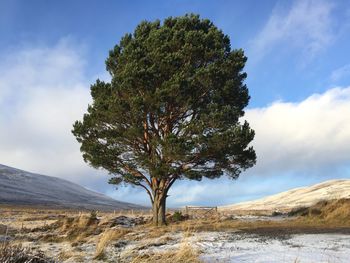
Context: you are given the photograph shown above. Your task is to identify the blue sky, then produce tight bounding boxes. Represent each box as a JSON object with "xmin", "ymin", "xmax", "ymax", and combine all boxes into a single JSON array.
[{"xmin": 0, "ymin": 0, "xmax": 350, "ymax": 207}]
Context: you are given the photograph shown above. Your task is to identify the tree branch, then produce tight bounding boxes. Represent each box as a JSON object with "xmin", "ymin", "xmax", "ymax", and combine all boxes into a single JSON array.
[
  {"xmin": 123, "ymin": 164, "xmax": 152, "ymax": 189},
  {"xmin": 166, "ymin": 176, "xmax": 177, "ymax": 192},
  {"xmin": 134, "ymin": 182, "xmax": 154, "ymax": 204}
]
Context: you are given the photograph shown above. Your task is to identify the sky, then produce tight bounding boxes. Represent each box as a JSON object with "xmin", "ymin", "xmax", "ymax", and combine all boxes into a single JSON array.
[{"xmin": 0, "ymin": 0, "xmax": 350, "ymax": 207}]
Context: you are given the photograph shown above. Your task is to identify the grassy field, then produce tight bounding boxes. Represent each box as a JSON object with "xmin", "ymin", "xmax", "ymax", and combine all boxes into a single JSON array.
[{"xmin": 1, "ymin": 199, "xmax": 350, "ymax": 262}]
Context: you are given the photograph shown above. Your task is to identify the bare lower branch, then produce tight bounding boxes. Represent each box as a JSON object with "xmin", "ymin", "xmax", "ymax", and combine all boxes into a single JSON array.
[{"xmin": 135, "ymin": 182, "xmax": 154, "ymax": 204}]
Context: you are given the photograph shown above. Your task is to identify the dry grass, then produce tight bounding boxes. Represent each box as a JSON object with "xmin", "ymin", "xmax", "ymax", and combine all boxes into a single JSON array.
[
  {"xmin": 288, "ymin": 198, "xmax": 350, "ymax": 226},
  {"xmin": 56, "ymin": 214, "xmax": 101, "ymax": 242},
  {"xmin": 94, "ymin": 228, "xmax": 130, "ymax": 259},
  {"xmin": 0, "ymin": 242, "xmax": 55, "ymax": 263},
  {"xmin": 156, "ymin": 214, "xmax": 350, "ymax": 236},
  {"xmin": 322, "ymin": 199, "xmax": 350, "ymax": 222},
  {"xmin": 0, "ymin": 205, "xmax": 151, "ymax": 228},
  {"xmin": 130, "ymin": 242, "xmax": 202, "ymax": 263},
  {"xmin": 0, "ymin": 206, "xmax": 80, "ymax": 231},
  {"xmin": 58, "ymin": 249, "xmax": 76, "ymax": 261},
  {"xmin": 34, "ymin": 214, "xmax": 101, "ymax": 243},
  {"xmin": 56, "ymin": 249, "xmax": 86, "ymax": 262},
  {"xmin": 142, "ymin": 225, "xmax": 170, "ymax": 239}
]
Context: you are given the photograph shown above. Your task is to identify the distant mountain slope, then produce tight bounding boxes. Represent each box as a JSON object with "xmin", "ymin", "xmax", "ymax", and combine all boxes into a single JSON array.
[
  {"xmin": 0, "ymin": 164, "xmax": 143, "ymax": 210},
  {"xmin": 220, "ymin": 180, "xmax": 350, "ymax": 213}
]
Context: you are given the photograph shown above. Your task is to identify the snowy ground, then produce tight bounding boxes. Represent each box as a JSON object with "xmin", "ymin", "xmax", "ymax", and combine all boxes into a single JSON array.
[
  {"xmin": 2, "ymin": 210, "xmax": 350, "ymax": 262},
  {"xmin": 4, "ymin": 228, "xmax": 350, "ymax": 262},
  {"xmin": 192, "ymin": 232, "xmax": 350, "ymax": 263}
]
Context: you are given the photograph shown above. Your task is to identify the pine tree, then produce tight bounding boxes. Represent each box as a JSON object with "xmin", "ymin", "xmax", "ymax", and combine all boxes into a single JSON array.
[{"xmin": 72, "ymin": 14, "xmax": 256, "ymax": 226}]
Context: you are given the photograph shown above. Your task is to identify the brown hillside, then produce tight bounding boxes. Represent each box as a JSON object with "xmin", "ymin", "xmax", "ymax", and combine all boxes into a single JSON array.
[{"xmin": 289, "ymin": 198, "xmax": 350, "ymax": 224}]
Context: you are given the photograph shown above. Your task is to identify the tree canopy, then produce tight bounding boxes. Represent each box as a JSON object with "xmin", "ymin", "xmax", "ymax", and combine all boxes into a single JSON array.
[{"xmin": 72, "ymin": 14, "xmax": 256, "ymax": 225}]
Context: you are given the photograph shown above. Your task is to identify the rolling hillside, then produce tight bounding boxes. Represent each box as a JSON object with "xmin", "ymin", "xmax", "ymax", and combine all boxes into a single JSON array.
[
  {"xmin": 220, "ymin": 179, "xmax": 350, "ymax": 213},
  {"xmin": 0, "ymin": 164, "xmax": 143, "ymax": 210}
]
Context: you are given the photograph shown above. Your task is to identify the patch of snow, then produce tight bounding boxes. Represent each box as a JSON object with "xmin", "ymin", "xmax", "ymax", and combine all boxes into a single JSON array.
[{"xmin": 193, "ymin": 232, "xmax": 350, "ymax": 263}]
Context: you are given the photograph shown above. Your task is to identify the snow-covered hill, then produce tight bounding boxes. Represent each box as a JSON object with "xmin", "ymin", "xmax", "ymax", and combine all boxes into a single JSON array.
[
  {"xmin": 0, "ymin": 164, "xmax": 143, "ymax": 210},
  {"xmin": 220, "ymin": 180, "xmax": 350, "ymax": 213}
]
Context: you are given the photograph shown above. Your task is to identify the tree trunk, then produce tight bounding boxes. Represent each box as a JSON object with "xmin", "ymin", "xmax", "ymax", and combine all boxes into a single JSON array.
[
  {"xmin": 152, "ymin": 202, "xmax": 159, "ymax": 226},
  {"xmin": 158, "ymin": 195, "xmax": 166, "ymax": 225},
  {"xmin": 152, "ymin": 193, "xmax": 167, "ymax": 226}
]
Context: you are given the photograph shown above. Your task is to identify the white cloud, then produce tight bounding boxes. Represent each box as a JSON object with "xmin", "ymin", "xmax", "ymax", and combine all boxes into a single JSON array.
[
  {"xmin": 0, "ymin": 39, "xmax": 98, "ymax": 182},
  {"xmin": 246, "ymin": 87, "xmax": 350, "ymax": 174},
  {"xmin": 0, "ymin": 40, "xmax": 85, "ymax": 104},
  {"xmin": 251, "ymin": 0, "xmax": 335, "ymax": 61},
  {"xmin": 331, "ymin": 64, "xmax": 350, "ymax": 82}
]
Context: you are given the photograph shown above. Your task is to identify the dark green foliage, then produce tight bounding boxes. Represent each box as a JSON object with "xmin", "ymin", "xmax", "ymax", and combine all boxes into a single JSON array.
[
  {"xmin": 172, "ymin": 211, "xmax": 183, "ymax": 222},
  {"xmin": 90, "ymin": 210, "xmax": 98, "ymax": 220},
  {"xmin": 288, "ymin": 207, "xmax": 309, "ymax": 217},
  {"xmin": 271, "ymin": 211, "xmax": 284, "ymax": 217},
  {"xmin": 72, "ymin": 14, "xmax": 256, "ymax": 224}
]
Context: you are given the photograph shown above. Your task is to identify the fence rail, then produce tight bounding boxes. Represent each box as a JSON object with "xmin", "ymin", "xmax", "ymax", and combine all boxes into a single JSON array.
[{"xmin": 184, "ymin": 206, "xmax": 218, "ymax": 218}]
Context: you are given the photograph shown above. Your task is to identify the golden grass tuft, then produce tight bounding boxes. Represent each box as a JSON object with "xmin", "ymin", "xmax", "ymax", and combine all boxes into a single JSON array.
[
  {"xmin": 94, "ymin": 228, "xmax": 130, "ymax": 259},
  {"xmin": 130, "ymin": 242, "xmax": 202, "ymax": 263},
  {"xmin": 57, "ymin": 214, "xmax": 100, "ymax": 242}
]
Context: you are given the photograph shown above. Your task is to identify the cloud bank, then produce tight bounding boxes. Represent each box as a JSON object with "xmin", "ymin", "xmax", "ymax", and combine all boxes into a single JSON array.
[
  {"xmin": 246, "ymin": 87, "xmax": 350, "ymax": 175},
  {"xmin": 0, "ymin": 40, "xmax": 350, "ymax": 206},
  {"xmin": 0, "ymin": 40, "xmax": 97, "ymax": 182}
]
